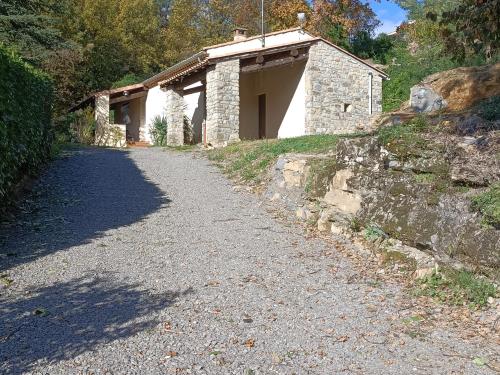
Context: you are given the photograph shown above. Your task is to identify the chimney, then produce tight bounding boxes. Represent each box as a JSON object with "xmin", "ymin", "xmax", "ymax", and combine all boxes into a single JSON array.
[{"xmin": 233, "ymin": 27, "xmax": 248, "ymax": 42}]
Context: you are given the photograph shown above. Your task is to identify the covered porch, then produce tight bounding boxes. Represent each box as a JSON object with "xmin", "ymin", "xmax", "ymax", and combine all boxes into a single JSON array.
[{"xmin": 160, "ymin": 40, "xmax": 312, "ymax": 147}]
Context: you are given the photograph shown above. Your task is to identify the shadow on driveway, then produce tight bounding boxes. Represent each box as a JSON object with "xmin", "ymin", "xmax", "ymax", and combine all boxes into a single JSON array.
[
  {"xmin": 0, "ymin": 147, "xmax": 169, "ymax": 272},
  {"xmin": 0, "ymin": 273, "xmax": 193, "ymax": 374}
]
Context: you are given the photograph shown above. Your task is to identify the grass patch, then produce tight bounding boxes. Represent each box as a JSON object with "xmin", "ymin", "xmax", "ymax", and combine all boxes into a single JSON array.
[
  {"xmin": 208, "ymin": 134, "xmax": 355, "ymax": 183},
  {"xmin": 415, "ymin": 268, "xmax": 497, "ymax": 308},
  {"xmin": 414, "ymin": 173, "xmax": 436, "ymax": 184},
  {"xmin": 471, "ymin": 183, "xmax": 500, "ymax": 228},
  {"xmin": 377, "ymin": 116, "xmax": 431, "ymax": 159},
  {"xmin": 363, "ymin": 224, "xmax": 387, "ymax": 241}
]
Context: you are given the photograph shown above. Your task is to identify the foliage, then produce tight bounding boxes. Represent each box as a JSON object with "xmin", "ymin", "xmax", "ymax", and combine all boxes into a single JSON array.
[
  {"xmin": 269, "ymin": 0, "xmax": 311, "ymax": 30},
  {"xmin": 0, "ymin": 44, "xmax": 53, "ymax": 213},
  {"xmin": 310, "ymin": 0, "xmax": 381, "ymax": 43},
  {"xmin": 350, "ymin": 32, "xmax": 393, "ymax": 64},
  {"xmin": 112, "ymin": 73, "xmax": 146, "ymax": 89},
  {"xmin": 439, "ymin": 0, "xmax": 500, "ymax": 62},
  {"xmin": 393, "ymin": 0, "xmax": 456, "ymax": 20},
  {"xmin": 471, "ymin": 183, "xmax": 500, "ymax": 228},
  {"xmin": 416, "ymin": 268, "xmax": 497, "ymax": 308},
  {"xmin": 150, "ymin": 115, "xmax": 168, "ymax": 146},
  {"xmin": 209, "ymin": 134, "xmax": 345, "ymax": 183},
  {"xmin": 363, "ymin": 224, "xmax": 386, "ymax": 241},
  {"xmin": 68, "ymin": 108, "xmax": 96, "ymax": 145},
  {"xmin": 381, "ymin": 40, "xmax": 458, "ymax": 112},
  {"xmin": 474, "ymin": 96, "xmax": 500, "ymax": 122},
  {"xmin": 0, "ymin": 0, "xmax": 69, "ymax": 65}
]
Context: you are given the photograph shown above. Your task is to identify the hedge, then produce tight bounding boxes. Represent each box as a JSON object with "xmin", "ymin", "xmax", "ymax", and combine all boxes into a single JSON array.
[{"xmin": 0, "ymin": 44, "xmax": 53, "ymax": 214}]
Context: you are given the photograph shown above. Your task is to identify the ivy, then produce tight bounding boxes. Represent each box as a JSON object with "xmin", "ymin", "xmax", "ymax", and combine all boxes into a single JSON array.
[{"xmin": 0, "ymin": 44, "xmax": 53, "ymax": 215}]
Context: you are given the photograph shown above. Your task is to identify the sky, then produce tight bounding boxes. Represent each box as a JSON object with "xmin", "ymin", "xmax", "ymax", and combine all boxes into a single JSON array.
[{"xmin": 368, "ymin": 0, "xmax": 408, "ymax": 35}]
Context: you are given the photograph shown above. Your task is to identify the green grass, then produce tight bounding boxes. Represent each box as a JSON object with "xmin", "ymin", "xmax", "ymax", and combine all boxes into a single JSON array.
[
  {"xmin": 415, "ymin": 268, "xmax": 497, "ymax": 308},
  {"xmin": 414, "ymin": 173, "xmax": 437, "ymax": 184},
  {"xmin": 363, "ymin": 224, "xmax": 386, "ymax": 241},
  {"xmin": 208, "ymin": 134, "xmax": 355, "ymax": 183},
  {"xmin": 471, "ymin": 183, "xmax": 500, "ymax": 228}
]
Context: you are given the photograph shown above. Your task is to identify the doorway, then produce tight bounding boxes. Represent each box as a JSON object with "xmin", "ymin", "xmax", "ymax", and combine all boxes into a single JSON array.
[{"xmin": 258, "ymin": 94, "xmax": 266, "ymax": 139}]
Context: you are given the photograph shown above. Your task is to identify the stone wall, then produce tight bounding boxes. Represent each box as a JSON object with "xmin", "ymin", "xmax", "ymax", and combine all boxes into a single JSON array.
[
  {"xmin": 305, "ymin": 40, "xmax": 383, "ymax": 135},
  {"xmin": 165, "ymin": 87, "xmax": 185, "ymax": 146},
  {"xmin": 94, "ymin": 94, "xmax": 126, "ymax": 147},
  {"xmin": 266, "ymin": 136, "xmax": 500, "ymax": 271},
  {"xmin": 206, "ymin": 60, "xmax": 240, "ymax": 147}
]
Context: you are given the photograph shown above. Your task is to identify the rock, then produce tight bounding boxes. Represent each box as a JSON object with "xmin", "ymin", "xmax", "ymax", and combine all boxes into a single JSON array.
[
  {"xmin": 410, "ymin": 85, "xmax": 447, "ymax": 113},
  {"xmin": 456, "ymin": 115, "xmax": 486, "ymax": 136},
  {"xmin": 412, "ymin": 63, "xmax": 500, "ymax": 112},
  {"xmin": 296, "ymin": 207, "xmax": 307, "ymax": 220},
  {"xmin": 270, "ymin": 193, "xmax": 281, "ymax": 201}
]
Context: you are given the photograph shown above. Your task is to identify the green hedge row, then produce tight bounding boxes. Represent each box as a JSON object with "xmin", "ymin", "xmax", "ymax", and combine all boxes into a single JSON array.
[{"xmin": 0, "ymin": 44, "xmax": 53, "ymax": 213}]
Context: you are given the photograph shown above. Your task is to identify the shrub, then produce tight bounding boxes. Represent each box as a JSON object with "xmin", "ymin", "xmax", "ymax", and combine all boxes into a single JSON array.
[
  {"xmin": 0, "ymin": 44, "xmax": 53, "ymax": 214},
  {"xmin": 68, "ymin": 108, "xmax": 96, "ymax": 145},
  {"xmin": 150, "ymin": 115, "xmax": 168, "ymax": 146},
  {"xmin": 474, "ymin": 96, "xmax": 500, "ymax": 122}
]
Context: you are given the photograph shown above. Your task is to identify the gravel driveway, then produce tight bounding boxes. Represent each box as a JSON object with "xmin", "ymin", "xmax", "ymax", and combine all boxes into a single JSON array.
[{"xmin": 0, "ymin": 147, "xmax": 497, "ymax": 374}]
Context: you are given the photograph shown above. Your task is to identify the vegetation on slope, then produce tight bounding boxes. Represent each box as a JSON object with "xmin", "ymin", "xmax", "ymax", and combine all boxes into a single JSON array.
[
  {"xmin": 208, "ymin": 135, "xmax": 348, "ymax": 183},
  {"xmin": 472, "ymin": 184, "xmax": 500, "ymax": 229}
]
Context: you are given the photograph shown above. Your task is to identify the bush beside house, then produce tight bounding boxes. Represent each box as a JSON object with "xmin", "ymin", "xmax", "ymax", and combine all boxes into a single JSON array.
[{"xmin": 0, "ymin": 45, "xmax": 53, "ymax": 214}]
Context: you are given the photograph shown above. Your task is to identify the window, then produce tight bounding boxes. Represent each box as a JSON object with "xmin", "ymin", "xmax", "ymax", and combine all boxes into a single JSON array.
[{"xmin": 343, "ymin": 103, "xmax": 352, "ymax": 113}]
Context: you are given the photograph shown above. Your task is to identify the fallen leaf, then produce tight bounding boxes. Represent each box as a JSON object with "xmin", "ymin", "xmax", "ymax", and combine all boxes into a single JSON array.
[
  {"xmin": 166, "ymin": 351, "xmax": 177, "ymax": 358},
  {"xmin": 336, "ymin": 335, "xmax": 349, "ymax": 342},
  {"xmin": 244, "ymin": 339, "xmax": 255, "ymax": 348}
]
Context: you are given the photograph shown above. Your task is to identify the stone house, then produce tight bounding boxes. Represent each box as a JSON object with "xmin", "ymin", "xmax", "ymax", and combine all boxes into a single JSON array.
[{"xmin": 72, "ymin": 27, "xmax": 388, "ymax": 147}]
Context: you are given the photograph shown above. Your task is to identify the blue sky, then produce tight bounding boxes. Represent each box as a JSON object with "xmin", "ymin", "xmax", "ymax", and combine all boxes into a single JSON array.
[{"xmin": 369, "ymin": 0, "xmax": 408, "ymax": 35}]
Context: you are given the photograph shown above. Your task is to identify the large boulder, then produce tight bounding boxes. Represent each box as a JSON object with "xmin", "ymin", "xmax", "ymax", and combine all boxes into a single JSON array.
[{"xmin": 410, "ymin": 63, "xmax": 500, "ymax": 112}]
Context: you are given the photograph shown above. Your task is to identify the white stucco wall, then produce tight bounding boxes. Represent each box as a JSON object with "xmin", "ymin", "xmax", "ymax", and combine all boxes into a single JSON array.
[
  {"xmin": 183, "ymin": 83, "xmax": 205, "ymax": 143},
  {"xmin": 278, "ymin": 67, "xmax": 306, "ymax": 139},
  {"xmin": 239, "ymin": 61, "xmax": 306, "ymax": 140},
  {"xmin": 207, "ymin": 30, "xmax": 314, "ymax": 59},
  {"xmin": 144, "ymin": 85, "xmax": 168, "ymax": 143}
]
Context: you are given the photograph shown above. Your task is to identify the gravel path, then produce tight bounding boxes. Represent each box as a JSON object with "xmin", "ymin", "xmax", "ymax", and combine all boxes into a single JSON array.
[{"xmin": 0, "ymin": 147, "xmax": 497, "ymax": 374}]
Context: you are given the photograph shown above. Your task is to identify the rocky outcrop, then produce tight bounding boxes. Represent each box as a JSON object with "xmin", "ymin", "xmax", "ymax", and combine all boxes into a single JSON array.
[
  {"xmin": 267, "ymin": 136, "xmax": 500, "ymax": 271},
  {"xmin": 410, "ymin": 63, "xmax": 500, "ymax": 112}
]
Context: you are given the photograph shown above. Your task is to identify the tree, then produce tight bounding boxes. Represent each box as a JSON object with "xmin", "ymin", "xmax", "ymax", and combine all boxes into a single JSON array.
[
  {"xmin": 310, "ymin": 0, "xmax": 381, "ymax": 45},
  {"xmin": 0, "ymin": 0, "xmax": 68, "ymax": 64},
  {"xmin": 351, "ymin": 32, "xmax": 393, "ymax": 64},
  {"xmin": 439, "ymin": 0, "xmax": 500, "ymax": 62},
  {"xmin": 269, "ymin": 0, "xmax": 311, "ymax": 30},
  {"xmin": 163, "ymin": 0, "xmax": 204, "ymax": 64},
  {"xmin": 393, "ymin": 0, "xmax": 456, "ymax": 20}
]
